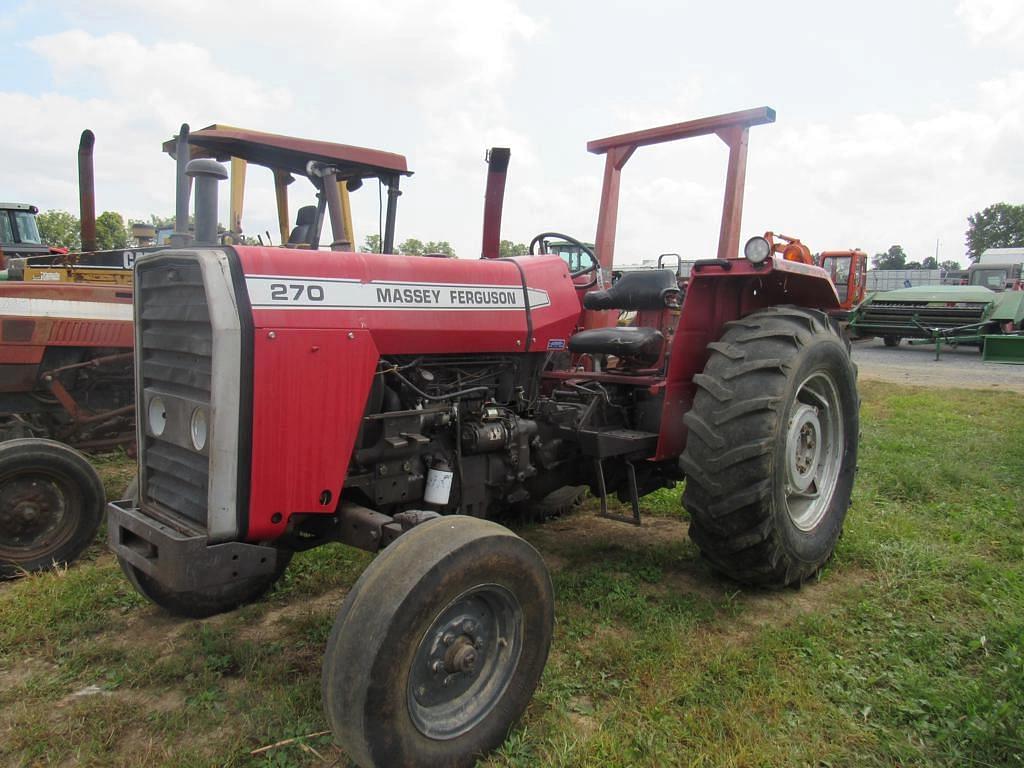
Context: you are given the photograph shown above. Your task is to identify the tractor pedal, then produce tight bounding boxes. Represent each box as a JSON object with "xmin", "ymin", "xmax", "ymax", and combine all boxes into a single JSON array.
[{"xmin": 594, "ymin": 458, "xmax": 642, "ymax": 526}]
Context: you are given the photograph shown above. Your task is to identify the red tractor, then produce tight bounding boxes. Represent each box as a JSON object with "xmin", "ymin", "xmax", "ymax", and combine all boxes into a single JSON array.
[{"xmin": 109, "ymin": 107, "xmax": 859, "ymax": 767}]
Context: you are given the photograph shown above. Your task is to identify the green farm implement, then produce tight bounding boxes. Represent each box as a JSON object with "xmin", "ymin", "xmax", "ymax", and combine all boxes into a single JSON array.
[{"xmin": 848, "ymin": 285, "xmax": 1024, "ymax": 361}]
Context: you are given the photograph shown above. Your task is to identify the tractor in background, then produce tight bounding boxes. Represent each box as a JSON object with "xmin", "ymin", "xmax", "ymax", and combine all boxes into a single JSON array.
[
  {"xmin": 0, "ymin": 124, "xmax": 409, "ymax": 577},
  {"xmin": 109, "ymin": 106, "xmax": 860, "ymax": 767},
  {"xmin": 754, "ymin": 232, "xmax": 867, "ymax": 314}
]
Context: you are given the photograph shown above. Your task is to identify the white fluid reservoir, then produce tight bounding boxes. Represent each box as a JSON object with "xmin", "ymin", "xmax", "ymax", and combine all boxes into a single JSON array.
[{"xmin": 424, "ymin": 465, "xmax": 454, "ymax": 505}]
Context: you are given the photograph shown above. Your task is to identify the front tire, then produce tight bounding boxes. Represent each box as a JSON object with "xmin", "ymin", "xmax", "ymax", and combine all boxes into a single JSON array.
[
  {"xmin": 117, "ymin": 550, "xmax": 292, "ymax": 618},
  {"xmin": 0, "ymin": 438, "xmax": 104, "ymax": 578},
  {"xmin": 322, "ymin": 516, "xmax": 554, "ymax": 768},
  {"xmin": 883, "ymin": 334, "xmax": 901, "ymax": 347},
  {"xmin": 680, "ymin": 307, "xmax": 859, "ymax": 586}
]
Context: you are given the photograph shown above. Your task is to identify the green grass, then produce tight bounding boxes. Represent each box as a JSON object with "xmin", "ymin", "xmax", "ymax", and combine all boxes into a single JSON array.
[{"xmin": 1, "ymin": 381, "xmax": 1022, "ymax": 766}]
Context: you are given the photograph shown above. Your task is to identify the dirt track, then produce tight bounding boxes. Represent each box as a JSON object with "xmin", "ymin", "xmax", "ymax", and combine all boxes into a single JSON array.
[{"xmin": 851, "ymin": 337, "xmax": 1024, "ymax": 393}]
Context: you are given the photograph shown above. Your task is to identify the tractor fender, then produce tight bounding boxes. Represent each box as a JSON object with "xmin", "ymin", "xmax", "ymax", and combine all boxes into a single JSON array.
[{"xmin": 654, "ymin": 257, "xmax": 840, "ymax": 461}]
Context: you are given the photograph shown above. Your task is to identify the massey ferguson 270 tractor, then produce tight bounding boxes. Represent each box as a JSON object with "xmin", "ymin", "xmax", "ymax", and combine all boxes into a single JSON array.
[{"xmin": 108, "ymin": 107, "xmax": 859, "ymax": 767}]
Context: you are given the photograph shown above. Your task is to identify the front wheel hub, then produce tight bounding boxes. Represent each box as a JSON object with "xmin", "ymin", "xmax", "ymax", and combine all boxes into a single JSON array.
[
  {"xmin": 0, "ymin": 476, "xmax": 67, "ymax": 551},
  {"xmin": 408, "ymin": 584, "xmax": 522, "ymax": 740}
]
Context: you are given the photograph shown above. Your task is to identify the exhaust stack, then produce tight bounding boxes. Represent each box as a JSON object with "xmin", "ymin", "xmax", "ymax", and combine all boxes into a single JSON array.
[
  {"xmin": 171, "ymin": 124, "xmax": 194, "ymax": 247},
  {"xmin": 78, "ymin": 130, "xmax": 97, "ymax": 252},
  {"xmin": 480, "ymin": 147, "xmax": 510, "ymax": 259}
]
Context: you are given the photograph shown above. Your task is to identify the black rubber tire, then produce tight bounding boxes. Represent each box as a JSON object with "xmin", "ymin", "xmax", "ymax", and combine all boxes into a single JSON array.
[
  {"xmin": 0, "ymin": 438, "xmax": 105, "ymax": 578},
  {"xmin": 117, "ymin": 549, "xmax": 292, "ymax": 619},
  {"xmin": 537, "ymin": 485, "xmax": 587, "ymax": 517},
  {"xmin": 882, "ymin": 335, "xmax": 901, "ymax": 347},
  {"xmin": 322, "ymin": 516, "xmax": 554, "ymax": 768},
  {"xmin": 679, "ymin": 307, "xmax": 859, "ymax": 587}
]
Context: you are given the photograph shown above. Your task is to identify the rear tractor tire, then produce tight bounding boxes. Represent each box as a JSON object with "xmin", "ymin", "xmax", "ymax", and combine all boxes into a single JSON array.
[
  {"xmin": 680, "ymin": 307, "xmax": 859, "ymax": 587},
  {"xmin": 0, "ymin": 438, "xmax": 105, "ymax": 578},
  {"xmin": 322, "ymin": 516, "xmax": 554, "ymax": 768}
]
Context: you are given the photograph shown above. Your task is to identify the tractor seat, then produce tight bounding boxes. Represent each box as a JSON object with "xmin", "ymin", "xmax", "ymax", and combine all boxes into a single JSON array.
[
  {"xmin": 287, "ymin": 206, "xmax": 318, "ymax": 246},
  {"xmin": 568, "ymin": 326, "xmax": 664, "ymax": 365},
  {"xmin": 583, "ymin": 269, "xmax": 679, "ymax": 311}
]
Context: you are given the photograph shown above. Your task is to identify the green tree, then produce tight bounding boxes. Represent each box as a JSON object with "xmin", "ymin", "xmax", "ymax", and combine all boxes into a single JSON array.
[
  {"xmin": 872, "ymin": 244, "xmax": 907, "ymax": 270},
  {"xmin": 361, "ymin": 234, "xmax": 382, "ymax": 253},
  {"xmin": 422, "ymin": 241, "xmax": 455, "ymax": 257},
  {"xmin": 921, "ymin": 256, "xmax": 938, "ymax": 270},
  {"xmin": 940, "ymin": 259, "xmax": 962, "ymax": 272},
  {"xmin": 147, "ymin": 214, "xmax": 176, "ymax": 229},
  {"xmin": 499, "ymin": 240, "xmax": 528, "ymax": 257},
  {"xmin": 398, "ymin": 238, "xmax": 425, "ymax": 255},
  {"xmin": 965, "ymin": 203, "xmax": 1024, "ymax": 262},
  {"xmin": 95, "ymin": 211, "xmax": 129, "ymax": 250},
  {"xmin": 36, "ymin": 209, "xmax": 80, "ymax": 250}
]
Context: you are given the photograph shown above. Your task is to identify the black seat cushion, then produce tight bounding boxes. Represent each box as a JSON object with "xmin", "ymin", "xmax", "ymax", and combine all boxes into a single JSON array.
[
  {"xmin": 568, "ymin": 326, "xmax": 664, "ymax": 364},
  {"xmin": 287, "ymin": 205, "xmax": 318, "ymax": 246},
  {"xmin": 583, "ymin": 269, "xmax": 678, "ymax": 311}
]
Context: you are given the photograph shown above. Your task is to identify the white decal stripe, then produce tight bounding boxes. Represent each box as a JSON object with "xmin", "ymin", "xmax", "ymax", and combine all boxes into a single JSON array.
[
  {"xmin": 246, "ymin": 276, "xmax": 551, "ymax": 311},
  {"xmin": 0, "ymin": 297, "xmax": 132, "ymax": 321}
]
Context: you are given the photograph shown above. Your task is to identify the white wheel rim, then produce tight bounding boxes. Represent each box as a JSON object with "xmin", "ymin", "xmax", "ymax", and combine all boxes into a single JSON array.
[{"xmin": 784, "ymin": 371, "xmax": 844, "ymax": 532}]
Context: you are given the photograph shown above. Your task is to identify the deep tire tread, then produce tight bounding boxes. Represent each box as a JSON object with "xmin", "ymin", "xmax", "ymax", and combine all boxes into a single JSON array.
[{"xmin": 680, "ymin": 306, "xmax": 859, "ymax": 587}]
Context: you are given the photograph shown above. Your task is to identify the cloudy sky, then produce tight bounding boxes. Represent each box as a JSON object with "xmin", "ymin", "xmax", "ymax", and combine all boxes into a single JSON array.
[{"xmin": 2, "ymin": 0, "xmax": 1021, "ymax": 266}]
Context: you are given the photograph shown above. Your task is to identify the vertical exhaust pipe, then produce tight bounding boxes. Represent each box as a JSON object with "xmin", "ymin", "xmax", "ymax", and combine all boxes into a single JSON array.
[
  {"xmin": 78, "ymin": 130, "xmax": 97, "ymax": 252},
  {"xmin": 480, "ymin": 147, "xmax": 510, "ymax": 259},
  {"xmin": 186, "ymin": 159, "xmax": 228, "ymax": 245},
  {"xmin": 171, "ymin": 123, "xmax": 194, "ymax": 247}
]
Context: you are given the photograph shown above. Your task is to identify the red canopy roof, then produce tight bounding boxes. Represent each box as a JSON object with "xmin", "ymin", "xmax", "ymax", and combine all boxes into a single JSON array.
[{"xmin": 162, "ymin": 124, "xmax": 411, "ymax": 180}]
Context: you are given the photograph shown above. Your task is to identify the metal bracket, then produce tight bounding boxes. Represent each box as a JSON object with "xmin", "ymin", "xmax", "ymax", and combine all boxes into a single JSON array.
[{"xmin": 594, "ymin": 458, "xmax": 642, "ymax": 526}]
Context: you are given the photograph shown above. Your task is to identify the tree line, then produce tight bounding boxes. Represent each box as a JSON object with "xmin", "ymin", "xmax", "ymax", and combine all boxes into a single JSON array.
[
  {"xmin": 36, "ymin": 209, "xmax": 535, "ymax": 259},
  {"xmin": 37, "ymin": 201, "xmax": 1024, "ymax": 266},
  {"xmin": 874, "ymin": 202, "xmax": 1024, "ymax": 270}
]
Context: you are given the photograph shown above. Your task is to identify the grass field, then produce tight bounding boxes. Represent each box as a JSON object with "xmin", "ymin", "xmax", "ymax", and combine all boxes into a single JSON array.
[{"xmin": 1, "ymin": 380, "xmax": 1022, "ymax": 767}]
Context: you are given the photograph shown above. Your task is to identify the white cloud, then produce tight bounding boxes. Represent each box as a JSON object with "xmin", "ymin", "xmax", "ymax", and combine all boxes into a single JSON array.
[
  {"xmin": 957, "ymin": 0, "xmax": 1024, "ymax": 47},
  {"xmin": 1, "ymin": 29, "xmax": 289, "ymax": 226}
]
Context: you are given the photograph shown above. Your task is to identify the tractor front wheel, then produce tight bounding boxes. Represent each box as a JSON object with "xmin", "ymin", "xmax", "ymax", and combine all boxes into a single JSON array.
[
  {"xmin": 117, "ymin": 550, "xmax": 292, "ymax": 619},
  {"xmin": 680, "ymin": 307, "xmax": 859, "ymax": 586},
  {"xmin": 322, "ymin": 516, "xmax": 554, "ymax": 768},
  {"xmin": 882, "ymin": 334, "xmax": 901, "ymax": 347},
  {"xmin": 0, "ymin": 438, "xmax": 105, "ymax": 578}
]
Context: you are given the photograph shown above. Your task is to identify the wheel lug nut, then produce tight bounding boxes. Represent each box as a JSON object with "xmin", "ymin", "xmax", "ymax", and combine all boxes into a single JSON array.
[
  {"xmin": 443, "ymin": 634, "xmax": 454, "ymax": 646},
  {"xmin": 431, "ymin": 660, "xmax": 443, "ymax": 673},
  {"xmin": 462, "ymin": 620, "xmax": 475, "ymax": 633},
  {"xmin": 442, "ymin": 675, "xmax": 453, "ymax": 688}
]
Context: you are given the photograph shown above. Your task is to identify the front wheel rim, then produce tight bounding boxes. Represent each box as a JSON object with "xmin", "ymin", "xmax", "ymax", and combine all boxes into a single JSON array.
[
  {"xmin": 407, "ymin": 583, "xmax": 523, "ymax": 740},
  {"xmin": 783, "ymin": 371, "xmax": 844, "ymax": 532},
  {"xmin": 0, "ymin": 470, "xmax": 77, "ymax": 559}
]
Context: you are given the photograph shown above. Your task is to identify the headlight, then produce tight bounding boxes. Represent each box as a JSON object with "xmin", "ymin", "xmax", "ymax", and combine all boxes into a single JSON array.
[
  {"xmin": 148, "ymin": 396, "xmax": 167, "ymax": 436},
  {"xmin": 744, "ymin": 236, "xmax": 772, "ymax": 264},
  {"xmin": 190, "ymin": 407, "xmax": 209, "ymax": 451}
]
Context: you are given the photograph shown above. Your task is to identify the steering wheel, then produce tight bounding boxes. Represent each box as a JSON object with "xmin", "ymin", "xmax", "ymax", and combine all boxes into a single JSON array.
[{"xmin": 528, "ymin": 232, "xmax": 600, "ymax": 287}]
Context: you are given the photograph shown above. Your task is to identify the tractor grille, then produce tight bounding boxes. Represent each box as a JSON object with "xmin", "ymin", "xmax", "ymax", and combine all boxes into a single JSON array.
[
  {"xmin": 856, "ymin": 301, "xmax": 990, "ymax": 333},
  {"xmin": 136, "ymin": 258, "xmax": 212, "ymax": 526}
]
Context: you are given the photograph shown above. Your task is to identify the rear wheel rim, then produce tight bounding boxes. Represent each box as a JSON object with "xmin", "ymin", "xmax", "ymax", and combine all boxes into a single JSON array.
[
  {"xmin": 783, "ymin": 371, "xmax": 844, "ymax": 532},
  {"xmin": 407, "ymin": 584, "xmax": 523, "ymax": 740}
]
